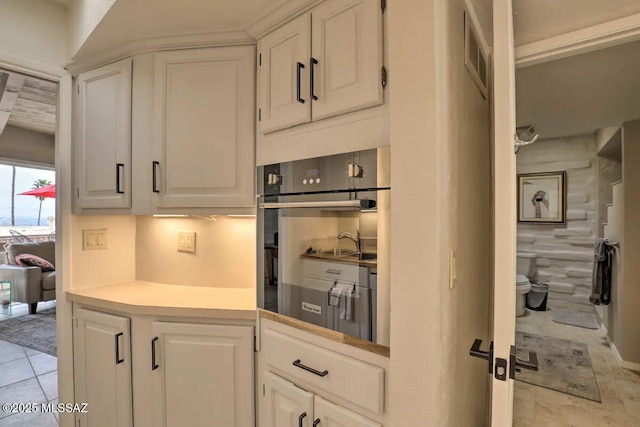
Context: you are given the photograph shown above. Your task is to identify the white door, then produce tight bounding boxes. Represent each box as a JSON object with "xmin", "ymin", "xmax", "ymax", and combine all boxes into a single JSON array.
[
  {"xmin": 150, "ymin": 322, "xmax": 254, "ymax": 427},
  {"xmin": 261, "ymin": 371, "xmax": 314, "ymax": 427},
  {"xmin": 258, "ymin": 13, "xmax": 312, "ymax": 134},
  {"xmin": 313, "ymin": 395, "xmax": 381, "ymax": 427},
  {"xmin": 76, "ymin": 58, "xmax": 132, "ymax": 209},
  {"xmin": 152, "ymin": 46, "xmax": 255, "ymax": 209},
  {"xmin": 311, "ymin": 0, "xmax": 383, "ymax": 121},
  {"xmin": 73, "ymin": 308, "xmax": 132, "ymax": 427},
  {"xmin": 491, "ymin": 0, "xmax": 518, "ymax": 425}
]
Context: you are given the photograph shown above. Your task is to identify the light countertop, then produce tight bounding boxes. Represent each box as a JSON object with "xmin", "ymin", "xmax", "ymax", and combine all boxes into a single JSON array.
[{"xmin": 66, "ymin": 281, "xmax": 256, "ymax": 320}]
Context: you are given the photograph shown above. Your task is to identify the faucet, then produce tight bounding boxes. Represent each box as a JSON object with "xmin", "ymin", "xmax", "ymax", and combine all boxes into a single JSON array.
[{"xmin": 338, "ymin": 230, "xmax": 361, "ymax": 253}]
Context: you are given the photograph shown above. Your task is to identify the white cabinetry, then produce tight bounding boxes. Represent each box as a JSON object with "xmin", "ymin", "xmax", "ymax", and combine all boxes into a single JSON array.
[
  {"xmin": 73, "ymin": 308, "xmax": 133, "ymax": 427},
  {"xmin": 74, "ymin": 46, "xmax": 255, "ymax": 213},
  {"xmin": 75, "ymin": 58, "xmax": 132, "ymax": 209},
  {"xmin": 258, "ymin": 317, "xmax": 388, "ymax": 426},
  {"xmin": 257, "ymin": 0, "xmax": 383, "ymax": 134},
  {"xmin": 72, "ymin": 306, "xmax": 254, "ymax": 427},
  {"xmin": 152, "ymin": 47, "xmax": 255, "ymax": 209},
  {"xmin": 150, "ymin": 322, "xmax": 254, "ymax": 427}
]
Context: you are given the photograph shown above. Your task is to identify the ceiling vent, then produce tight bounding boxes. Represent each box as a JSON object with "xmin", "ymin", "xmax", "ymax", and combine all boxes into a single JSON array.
[{"xmin": 464, "ymin": 11, "xmax": 489, "ymax": 98}]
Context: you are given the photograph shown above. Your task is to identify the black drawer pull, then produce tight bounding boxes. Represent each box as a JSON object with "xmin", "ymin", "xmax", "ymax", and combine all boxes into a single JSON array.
[
  {"xmin": 313, "ymin": 419, "xmax": 320, "ymax": 427},
  {"xmin": 310, "ymin": 57, "xmax": 318, "ymax": 100},
  {"xmin": 152, "ymin": 161, "xmax": 160, "ymax": 193},
  {"xmin": 151, "ymin": 337, "xmax": 159, "ymax": 370},
  {"xmin": 299, "ymin": 412, "xmax": 306, "ymax": 427},
  {"xmin": 115, "ymin": 332, "xmax": 124, "ymax": 364},
  {"xmin": 116, "ymin": 163, "xmax": 124, "ymax": 194},
  {"xmin": 296, "ymin": 62, "xmax": 305, "ymax": 104},
  {"xmin": 293, "ymin": 359, "xmax": 328, "ymax": 377}
]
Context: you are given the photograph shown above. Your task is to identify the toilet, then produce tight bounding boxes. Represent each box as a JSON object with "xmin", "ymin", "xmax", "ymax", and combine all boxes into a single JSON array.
[{"xmin": 516, "ymin": 252, "xmax": 537, "ymax": 317}]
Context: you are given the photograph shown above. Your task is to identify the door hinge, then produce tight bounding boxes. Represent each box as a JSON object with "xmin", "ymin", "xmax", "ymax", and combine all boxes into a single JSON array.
[
  {"xmin": 258, "ymin": 108, "xmax": 262, "ymax": 122},
  {"xmin": 381, "ymin": 0, "xmax": 386, "ymax": 13},
  {"xmin": 381, "ymin": 66, "xmax": 387, "ymax": 88}
]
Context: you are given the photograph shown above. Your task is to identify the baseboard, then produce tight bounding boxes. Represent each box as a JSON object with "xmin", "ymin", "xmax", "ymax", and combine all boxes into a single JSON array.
[{"xmin": 605, "ymin": 335, "xmax": 640, "ymax": 372}]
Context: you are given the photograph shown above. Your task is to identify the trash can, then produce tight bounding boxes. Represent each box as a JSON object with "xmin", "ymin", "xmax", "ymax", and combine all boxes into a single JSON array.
[{"xmin": 526, "ymin": 282, "xmax": 549, "ymax": 311}]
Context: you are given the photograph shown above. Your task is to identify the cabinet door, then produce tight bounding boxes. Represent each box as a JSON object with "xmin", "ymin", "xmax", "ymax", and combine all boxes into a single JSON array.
[
  {"xmin": 73, "ymin": 308, "xmax": 132, "ymax": 427},
  {"xmin": 311, "ymin": 0, "xmax": 383, "ymax": 121},
  {"xmin": 261, "ymin": 371, "xmax": 314, "ymax": 427},
  {"xmin": 76, "ymin": 58, "xmax": 132, "ymax": 209},
  {"xmin": 314, "ymin": 395, "xmax": 381, "ymax": 427},
  {"xmin": 151, "ymin": 322, "xmax": 254, "ymax": 427},
  {"xmin": 258, "ymin": 13, "xmax": 311, "ymax": 134},
  {"xmin": 153, "ymin": 46, "xmax": 255, "ymax": 208}
]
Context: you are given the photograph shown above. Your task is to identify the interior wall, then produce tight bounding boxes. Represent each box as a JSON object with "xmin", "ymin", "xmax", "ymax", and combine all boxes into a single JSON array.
[
  {"xmin": 70, "ymin": 215, "xmax": 136, "ymax": 289},
  {"xmin": 0, "ymin": 0, "xmax": 68, "ymax": 68},
  {"xmin": 0, "ymin": 125, "xmax": 55, "ymax": 166},
  {"xmin": 597, "ymin": 156, "xmax": 622, "ymax": 238},
  {"xmin": 446, "ymin": 0, "xmax": 492, "ymax": 425},
  {"xmin": 135, "ymin": 216, "xmax": 256, "ymax": 288},
  {"xmin": 621, "ymin": 119, "xmax": 640, "ymax": 365},
  {"xmin": 516, "ymin": 135, "xmax": 597, "ymax": 310}
]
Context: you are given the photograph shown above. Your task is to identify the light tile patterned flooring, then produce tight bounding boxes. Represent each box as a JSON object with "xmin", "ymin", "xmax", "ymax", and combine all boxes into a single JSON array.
[
  {"xmin": 0, "ymin": 301, "xmax": 58, "ymax": 426},
  {"xmin": 514, "ymin": 306, "xmax": 640, "ymax": 426}
]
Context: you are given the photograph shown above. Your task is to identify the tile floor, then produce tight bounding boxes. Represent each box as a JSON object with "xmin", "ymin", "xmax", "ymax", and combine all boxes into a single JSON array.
[
  {"xmin": 514, "ymin": 305, "xmax": 640, "ymax": 426},
  {"xmin": 0, "ymin": 302, "xmax": 58, "ymax": 426}
]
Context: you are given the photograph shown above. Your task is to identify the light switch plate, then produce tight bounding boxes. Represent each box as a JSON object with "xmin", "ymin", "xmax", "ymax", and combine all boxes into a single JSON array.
[
  {"xmin": 177, "ymin": 230, "xmax": 196, "ymax": 253},
  {"xmin": 83, "ymin": 229, "xmax": 107, "ymax": 250}
]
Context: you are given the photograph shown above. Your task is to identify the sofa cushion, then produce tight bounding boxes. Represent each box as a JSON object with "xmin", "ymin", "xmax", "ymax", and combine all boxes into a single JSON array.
[
  {"xmin": 15, "ymin": 254, "xmax": 55, "ymax": 272},
  {"xmin": 41, "ymin": 271, "xmax": 56, "ymax": 291},
  {"xmin": 6, "ymin": 241, "xmax": 55, "ymax": 266}
]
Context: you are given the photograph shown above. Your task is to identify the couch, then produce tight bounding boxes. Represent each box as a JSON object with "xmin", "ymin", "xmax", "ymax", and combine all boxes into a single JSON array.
[{"xmin": 0, "ymin": 241, "xmax": 56, "ymax": 314}]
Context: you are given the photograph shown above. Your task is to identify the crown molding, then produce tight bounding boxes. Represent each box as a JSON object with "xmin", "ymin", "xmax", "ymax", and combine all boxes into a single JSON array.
[
  {"xmin": 515, "ymin": 12, "xmax": 640, "ymax": 68},
  {"xmin": 0, "ymin": 50, "xmax": 66, "ymax": 81},
  {"xmin": 66, "ymin": 30, "xmax": 256, "ymax": 75},
  {"xmin": 245, "ymin": 0, "xmax": 324, "ymax": 39}
]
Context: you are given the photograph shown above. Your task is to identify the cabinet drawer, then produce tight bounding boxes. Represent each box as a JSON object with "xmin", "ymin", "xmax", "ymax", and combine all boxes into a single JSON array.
[
  {"xmin": 262, "ymin": 328, "xmax": 384, "ymax": 415},
  {"xmin": 302, "ymin": 259, "xmax": 360, "ymax": 283}
]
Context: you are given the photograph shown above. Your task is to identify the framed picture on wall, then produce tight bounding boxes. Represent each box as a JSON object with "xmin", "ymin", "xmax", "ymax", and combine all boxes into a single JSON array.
[{"xmin": 517, "ymin": 171, "xmax": 567, "ymax": 224}]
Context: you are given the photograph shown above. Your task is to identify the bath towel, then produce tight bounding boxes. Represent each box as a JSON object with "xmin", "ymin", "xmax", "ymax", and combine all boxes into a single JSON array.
[
  {"xmin": 340, "ymin": 286, "xmax": 354, "ymax": 321},
  {"xmin": 590, "ymin": 238, "xmax": 614, "ymax": 305}
]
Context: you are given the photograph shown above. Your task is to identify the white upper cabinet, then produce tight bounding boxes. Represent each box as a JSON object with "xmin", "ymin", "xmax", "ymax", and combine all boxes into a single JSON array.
[
  {"xmin": 76, "ymin": 58, "xmax": 132, "ymax": 209},
  {"xmin": 258, "ymin": 0, "xmax": 383, "ymax": 135},
  {"xmin": 311, "ymin": 0, "xmax": 383, "ymax": 121},
  {"xmin": 152, "ymin": 46, "xmax": 255, "ymax": 209},
  {"xmin": 259, "ymin": 13, "xmax": 312, "ymax": 134}
]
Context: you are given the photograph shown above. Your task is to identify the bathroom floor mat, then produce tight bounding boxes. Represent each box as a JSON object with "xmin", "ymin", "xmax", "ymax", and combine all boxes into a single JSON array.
[
  {"xmin": 552, "ymin": 309, "xmax": 600, "ymax": 329},
  {"xmin": 515, "ymin": 331, "xmax": 601, "ymax": 402}
]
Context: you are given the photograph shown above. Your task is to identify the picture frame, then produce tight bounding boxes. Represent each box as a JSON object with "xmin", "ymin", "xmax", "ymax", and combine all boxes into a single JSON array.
[{"xmin": 517, "ymin": 171, "xmax": 567, "ymax": 224}]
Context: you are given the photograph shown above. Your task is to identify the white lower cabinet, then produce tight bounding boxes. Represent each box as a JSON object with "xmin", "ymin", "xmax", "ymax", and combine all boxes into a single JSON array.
[
  {"xmin": 261, "ymin": 372, "xmax": 380, "ymax": 427},
  {"xmin": 73, "ymin": 306, "xmax": 254, "ymax": 427},
  {"xmin": 73, "ymin": 308, "xmax": 133, "ymax": 427}
]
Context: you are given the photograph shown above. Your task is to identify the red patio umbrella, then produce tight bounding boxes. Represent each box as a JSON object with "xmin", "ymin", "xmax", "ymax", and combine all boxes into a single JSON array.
[{"xmin": 18, "ymin": 184, "xmax": 56, "ymax": 198}]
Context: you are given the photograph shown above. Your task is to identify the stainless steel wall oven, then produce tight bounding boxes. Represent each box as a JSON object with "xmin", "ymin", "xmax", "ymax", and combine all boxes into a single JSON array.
[{"xmin": 257, "ymin": 148, "xmax": 390, "ymax": 344}]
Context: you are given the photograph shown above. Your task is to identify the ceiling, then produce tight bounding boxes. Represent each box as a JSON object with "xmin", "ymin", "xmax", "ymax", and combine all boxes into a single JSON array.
[
  {"xmin": 516, "ymin": 39, "xmax": 640, "ymax": 139},
  {"xmin": 76, "ymin": 0, "xmax": 291, "ymax": 57},
  {"xmin": 0, "ymin": 70, "xmax": 57, "ymax": 136}
]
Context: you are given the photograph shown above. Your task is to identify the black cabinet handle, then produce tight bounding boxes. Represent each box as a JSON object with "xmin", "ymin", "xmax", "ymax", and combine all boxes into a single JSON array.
[
  {"xmin": 115, "ymin": 332, "xmax": 124, "ymax": 364},
  {"xmin": 293, "ymin": 359, "xmax": 328, "ymax": 377},
  {"xmin": 313, "ymin": 419, "xmax": 320, "ymax": 427},
  {"xmin": 310, "ymin": 57, "xmax": 318, "ymax": 100},
  {"xmin": 152, "ymin": 161, "xmax": 160, "ymax": 193},
  {"xmin": 296, "ymin": 62, "xmax": 305, "ymax": 104},
  {"xmin": 151, "ymin": 337, "xmax": 159, "ymax": 370},
  {"xmin": 298, "ymin": 413, "xmax": 307, "ymax": 427},
  {"xmin": 116, "ymin": 163, "xmax": 124, "ymax": 194}
]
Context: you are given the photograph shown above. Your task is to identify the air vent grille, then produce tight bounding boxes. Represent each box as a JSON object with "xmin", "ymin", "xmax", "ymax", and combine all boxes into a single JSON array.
[{"xmin": 464, "ymin": 11, "xmax": 488, "ymax": 98}]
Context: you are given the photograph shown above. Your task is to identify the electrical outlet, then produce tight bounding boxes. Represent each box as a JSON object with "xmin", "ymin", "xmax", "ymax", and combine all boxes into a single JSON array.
[{"xmin": 177, "ymin": 230, "xmax": 196, "ymax": 253}]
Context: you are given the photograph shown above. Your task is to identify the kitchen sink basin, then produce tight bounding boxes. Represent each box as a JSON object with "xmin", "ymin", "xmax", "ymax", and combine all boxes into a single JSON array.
[{"xmin": 318, "ymin": 249, "xmax": 377, "ymax": 261}]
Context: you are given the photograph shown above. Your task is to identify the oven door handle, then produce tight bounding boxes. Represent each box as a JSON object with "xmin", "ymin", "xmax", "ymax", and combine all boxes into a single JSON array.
[{"xmin": 260, "ymin": 200, "xmax": 375, "ymax": 209}]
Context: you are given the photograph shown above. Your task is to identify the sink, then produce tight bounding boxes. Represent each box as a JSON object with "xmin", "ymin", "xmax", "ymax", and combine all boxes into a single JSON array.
[
  {"xmin": 358, "ymin": 252, "xmax": 377, "ymax": 261},
  {"xmin": 317, "ymin": 249, "xmax": 377, "ymax": 261}
]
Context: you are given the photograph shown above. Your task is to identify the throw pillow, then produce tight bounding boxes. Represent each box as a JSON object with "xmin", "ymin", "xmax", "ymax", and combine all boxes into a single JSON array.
[{"xmin": 15, "ymin": 254, "xmax": 55, "ymax": 272}]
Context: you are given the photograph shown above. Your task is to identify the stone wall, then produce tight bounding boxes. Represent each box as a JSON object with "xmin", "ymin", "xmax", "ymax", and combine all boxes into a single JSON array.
[{"xmin": 516, "ymin": 134, "xmax": 596, "ymax": 309}]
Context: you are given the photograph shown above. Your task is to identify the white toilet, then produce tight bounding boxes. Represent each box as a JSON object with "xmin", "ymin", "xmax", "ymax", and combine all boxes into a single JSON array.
[{"xmin": 516, "ymin": 252, "xmax": 537, "ymax": 316}]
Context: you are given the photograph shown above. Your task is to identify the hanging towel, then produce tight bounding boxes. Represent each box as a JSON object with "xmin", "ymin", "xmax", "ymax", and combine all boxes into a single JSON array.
[
  {"xmin": 340, "ymin": 285, "xmax": 354, "ymax": 321},
  {"xmin": 590, "ymin": 238, "xmax": 614, "ymax": 305},
  {"xmin": 329, "ymin": 284, "xmax": 343, "ymax": 307}
]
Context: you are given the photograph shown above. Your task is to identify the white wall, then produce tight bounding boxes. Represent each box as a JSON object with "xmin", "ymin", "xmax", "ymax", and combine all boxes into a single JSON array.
[
  {"xmin": 0, "ymin": 0, "xmax": 68, "ymax": 68},
  {"xmin": 516, "ymin": 135, "xmax": 597, "ymax": 310},
  {"xmin": 69, "ymin": 0, "xmax": 117, "ymax": 59},
  {"xmin": 0, "ymin": 125, "xmax": 55, "ymax": 166},
  {"xmin": 135, "ymin": 216, "xmax": 256, "ymax": 288}
]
